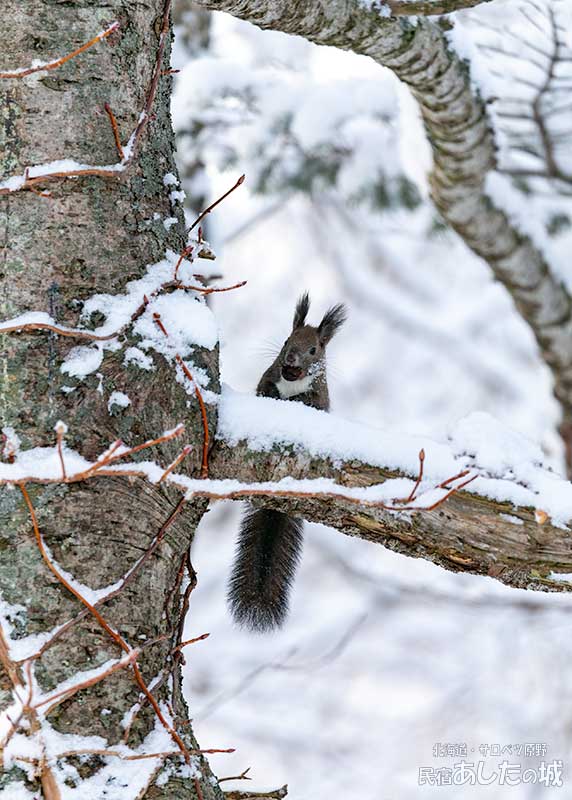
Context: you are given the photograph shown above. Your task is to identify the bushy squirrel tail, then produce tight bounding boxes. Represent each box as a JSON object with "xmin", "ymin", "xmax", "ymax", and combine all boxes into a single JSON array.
[{"xmin": 227, "ymin": 507, "xmax": 304, "ymax": 632}]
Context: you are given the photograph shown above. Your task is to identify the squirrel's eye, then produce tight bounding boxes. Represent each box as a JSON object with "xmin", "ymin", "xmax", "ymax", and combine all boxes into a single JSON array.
[{"xmin": 309, "ymin": 347, "xmax": 317, "ymax": 355}]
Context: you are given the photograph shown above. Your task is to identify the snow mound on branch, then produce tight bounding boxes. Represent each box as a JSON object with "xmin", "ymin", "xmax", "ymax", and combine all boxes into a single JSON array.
[{"xmin": 217, "ymin": 386, "xmax": 572, "ymax": 526}]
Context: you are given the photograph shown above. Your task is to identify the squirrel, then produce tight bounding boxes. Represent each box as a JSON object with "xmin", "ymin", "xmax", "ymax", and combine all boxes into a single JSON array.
[{"xmin": 227, "ymin": 292, "xmax": 347, "ymax": 632}]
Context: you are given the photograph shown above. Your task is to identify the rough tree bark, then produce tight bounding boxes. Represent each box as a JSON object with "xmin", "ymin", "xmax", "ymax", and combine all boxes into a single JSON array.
[
  {"xmin": 0, "ymin": 1, "xmax": 222, "ymax": 797},
  {"xmin": 190, "ymin": 0, "xmax": 572, "ymax": 456}
]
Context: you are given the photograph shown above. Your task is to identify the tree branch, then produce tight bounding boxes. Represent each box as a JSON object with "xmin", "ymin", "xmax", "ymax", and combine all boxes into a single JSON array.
[
  {"xmin": 208, "ymin": 394, "xmax": 572, "ymax": 595},
  {"xmin": 191, "ymin": 0, "xmax": 572, "ymax": 460}
]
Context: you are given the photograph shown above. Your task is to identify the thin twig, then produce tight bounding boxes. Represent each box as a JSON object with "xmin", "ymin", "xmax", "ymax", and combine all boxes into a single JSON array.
[
  {"xmin": 54, "ymin": 422, "xmax": 67, "ymax": 481},
  {"xmin": 219, "ymin": 767, "xmax": 252, "ymax": 783},
  {"xmin": 402, "ymin": 449, "xmax": 424, "ymax": 504},
  {"xmin": 188, "ymin": 174, "xmax": 245, "ymax": 233},
  {"xmin": 173, "ymin": 633, "xmax": 210, "ymax": 653},
  {"xmin": 159, "ymin": 445, "xmax": 193, "ymax": 483},
  {"xmin": 104, "ymin": 103, "xmax": 125, "ymax": 160},
  {"xmin": 0, "ymin": 21, "xmax": 119, "ymax": 79},
  {"xmin": 175, "ymin": 354, "xmax": 210, "ymax": 478}
]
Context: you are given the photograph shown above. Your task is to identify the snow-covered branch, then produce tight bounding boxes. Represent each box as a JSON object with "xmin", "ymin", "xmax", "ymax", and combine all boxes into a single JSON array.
[
  {"xmin": 190, "ymin": 0, "xmax": 572, "ymax": 462},
  {"xmin": 7, "ymin": 386, "xmax": 572, "ymax": 595},
  {"xmin": 208, "ymin": 389, "xmax": 572, "ymax": 594}
]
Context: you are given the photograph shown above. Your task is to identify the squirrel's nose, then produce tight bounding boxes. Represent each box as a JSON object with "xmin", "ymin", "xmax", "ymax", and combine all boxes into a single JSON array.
[{"xmin": 285, "ymin": 351, "xmax": 298, "ymax": 366}]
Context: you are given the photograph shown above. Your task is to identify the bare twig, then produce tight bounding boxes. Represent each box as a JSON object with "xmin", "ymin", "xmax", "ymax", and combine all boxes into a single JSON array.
[
  {"xmin": 104, "ymin": 103, "xmax": 125, "ymax": 160},
  {"xmin": 188, "ymin": 174, "xmax": 245, "ymax": 233},
  {"xmin": 219, "ymin": 767, "xmax": 252, "ymax": 783},
  {"xmin": 0, "ymin": 21, "xmax": 119, "ymax": 79}
]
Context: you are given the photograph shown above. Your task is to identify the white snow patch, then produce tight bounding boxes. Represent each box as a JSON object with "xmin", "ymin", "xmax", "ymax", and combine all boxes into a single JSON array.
[
  {"xmin": 163, "ymin": 216, "xmax": 178, "ymax": 230},
  {"xmin": 549, "ymin": 572, "xmax": 572, "ymax": 583},
  {"xmin": 0, "ymin": 782, "xmax": 37, "ymax": 799},
  {"xmin": 133, "ymin": 292, "xmax": 218, "ymax": 357},
  {"xmin": 61, "ymin": 344, "xmax": 104, "ymax": 379},
  {"xmin": 0, "ymin": 596, "xmax": 67, "ymax": 661},
  {"xmin": 124, "ymin": 347, "xmax": 155, "ymax": 371},
  {"xmin": 499, "ymin": 513, "xmax": 524, "ymax": 526},
  {"xmin": 107, "ymin": 391, "xmax": 131, "ymax": 412},
  {"xmin": 218, "ymin": 385, "xmax": 458, "ymax": 478},
  {"xmin": 2, "ymin": 426, "xmax": 21, "ymax": 460}
]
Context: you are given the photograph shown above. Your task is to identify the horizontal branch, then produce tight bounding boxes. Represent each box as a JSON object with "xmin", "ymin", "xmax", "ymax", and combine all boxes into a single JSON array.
[
  {"xmin": 191, "ymin": 0, "xmax": 572, "ymax": 453},
  {"xmin": 4, "ymin": 391, "xmax": 572, "ymax": 596},
  {"xmin": 208, "ymin": 392, "xmax": 572, "ymax": 594}
]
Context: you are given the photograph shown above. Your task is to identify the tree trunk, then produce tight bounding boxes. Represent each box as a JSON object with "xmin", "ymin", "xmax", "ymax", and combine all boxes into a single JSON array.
[{"xmin": 1, "ymin": 2, "xmax": 222, "ymax": 796}]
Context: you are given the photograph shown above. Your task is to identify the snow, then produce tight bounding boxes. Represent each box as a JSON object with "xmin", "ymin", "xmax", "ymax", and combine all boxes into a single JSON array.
[
  {"xmin": 0, "ymin": 445, "xmax": 92, "ymax": 483},
  {"xmin": 133, "ymin": 292, "xmax": 218, "ymax": 359},
  {"xmin": 1, "ymin": 652, "xmax": 184, "ymax": 799},
  {"xmin": 163, "ymin": 216, "xmax": 178, "ymax": 230},
  {"xmin": 169, "ymin": 7, "xmax": 572, "ymax": 799},
  {"xmin": 0, "ymin": 782, "xmax": 37, "ymax": 800},
  {"xmin": 108, "ymin": 391, "xmax": 131, "ymax": 411},
  {"xmin": 218, "ymin": 385, "xmax": 458, "ymax": 478},
  {"xmin": 172, "ymin": 54, "xmax": 405, "ymax": 209},
  {"xmin": 499, "ymin": 513, "xmax": 524, "ymax": 526},
  {"xmin": 448, "ymin": 4, "xmax": 572, "ymax": 292},
  {"xmin": 0, "ymin": 158, "xmax": 126, "ymax": 193},
  {"xmin": 0, "ymin": 597, "xmax": 67, "ymax": 661},
  {"xmin": 5, "ymin": 386, "xmax": 572, "ymax": 526},
  {"xmin": 124, "ymin": 346, "xmax": 155, "ymax": 371},
  {"xmin": 449, "ymin": 411, "xmax": 544, "ymax": 475},
  {"xmin": 3, "ymin": 5, "xmax": 572, "ymax": 799},
  {"xmin": 2, "ymin": 426, "xmax": 21, "ymax": 460},
  {"xmin": 43, "ymin": 716, "xmax": 174, "ymax": 799},
  {"xmin": 216, "ymin": 386, "xmax": 572, "ymax": 526},
  {"xmin": 358, "ymin": 0, "xmax": 392, "ymax": 17},
  {"xmin": 549, "ymin": 572, "xmax": 572, "ymax": 583},
  {"xmin": 0, "ymin": 310, "xmax": 84, "ymax": 335},
  {"xmin": 61, "ymin": 343, "xmax": 105, "ymax": 378},
  {"xmin": 54, "ymin": 249, "xmax": 218, "ymax": 380},
  {"xmin": 7, "ymin": 392, "xmax": 564, "ymax": 531}
]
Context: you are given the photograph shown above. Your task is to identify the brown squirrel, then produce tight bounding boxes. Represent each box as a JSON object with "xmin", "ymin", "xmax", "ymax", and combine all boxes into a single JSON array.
[{"xmin": 227, "ymin": 293, "xmax": 347, "ymax": 631}]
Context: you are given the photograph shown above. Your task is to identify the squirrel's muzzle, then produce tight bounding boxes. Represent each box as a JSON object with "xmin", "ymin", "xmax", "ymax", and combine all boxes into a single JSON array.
[{"xmin": 281, "ymin": 365, "xmax": 304, "ymax": 382}]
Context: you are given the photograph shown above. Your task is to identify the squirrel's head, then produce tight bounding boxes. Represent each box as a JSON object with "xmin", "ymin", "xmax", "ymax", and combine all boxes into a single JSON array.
[{"xmin": 279, "ymin": 292, "xmax": 347, "ymax": 382}]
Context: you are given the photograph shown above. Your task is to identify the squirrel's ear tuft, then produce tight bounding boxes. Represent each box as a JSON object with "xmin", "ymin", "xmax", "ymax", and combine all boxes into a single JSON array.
[
  {"xmin": 293, "ymin": 292, "xmax": 310, "ymax": 329},
  {"xmin": 318, "ymin": 303, "xmax": 347, "ymax": 345}
]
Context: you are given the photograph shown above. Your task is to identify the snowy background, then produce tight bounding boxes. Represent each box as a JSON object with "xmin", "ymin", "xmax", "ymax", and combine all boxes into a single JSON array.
[{"xmin": 171, "ymin": 1, "xmax": 572, "ymax": 797}]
